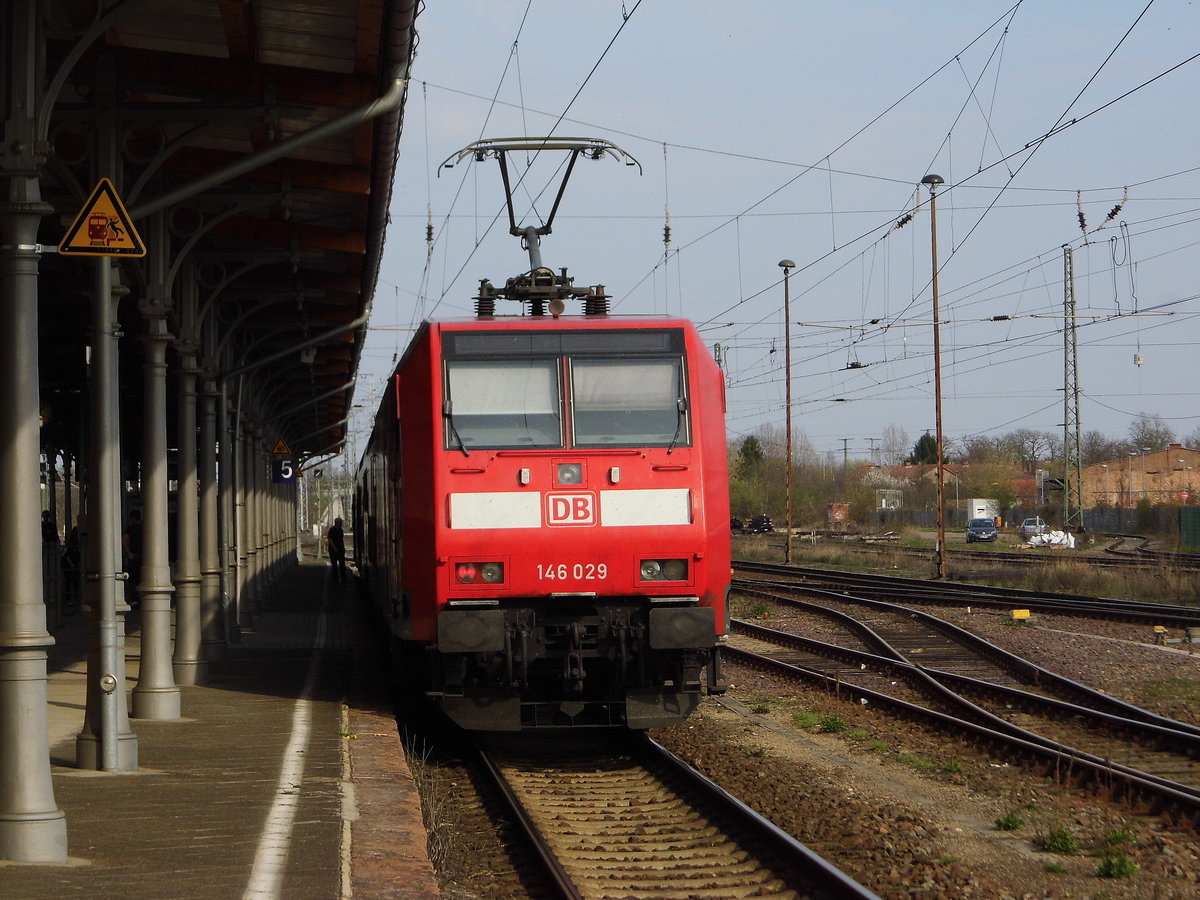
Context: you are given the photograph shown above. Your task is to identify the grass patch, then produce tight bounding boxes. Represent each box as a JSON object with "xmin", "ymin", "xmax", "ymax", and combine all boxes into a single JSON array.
[
  {"xmin": 732, "ymin": 534, "xmax": 784, "ymax": 563},
  {"xmin": 749, "ymin": 702, "xmax": 772, "ymax": 715},
  {"xmin": 1142, "ymin": 676, "xmax": 1200, "ymax": 706},
  {"xmin": 748, "ymin": 600, "xmax": 773, "ymax": 619},
  {"xmin": 1041, "ymin": 827, "xmax": 1080, "ymax": 854},
  {"xmin": 1043, "ymin": 862, "xmax": 1066, "ymax": 874},
  {"xmin": 1103, "ymin": 828, "xmax": 1134, "ymax": 849},
  {"xmin": 995, "ymin": 812, "xmax": 1024, "ymax": 832},
  {"xmin": 400, "ymin": 732, "xmax": 457, "ymax": 875},
  {"xmin": 734, "ymin": 533, "xmax": 915, "ymax": 572},
  {"xmin": 1096, "ymin": 854, "xmax": 1138, "ymax": 878},
  {"xmin": 866, "ymin": 740, "xmax": 890, "ymax": 752},
  {"xmin": 845, "ymin": 727, "xmax": 870, "ymax": 740},
  {"xmin": 897, "ymin": 751, "xmax": 933, "ymax": 771},
  {"xmin": 817, "ymin": 715, "xmax": 847, "ymax": 733},
  {"xmin": 792, "ymin": 710, "xmax": 822, "ymax": 729}
]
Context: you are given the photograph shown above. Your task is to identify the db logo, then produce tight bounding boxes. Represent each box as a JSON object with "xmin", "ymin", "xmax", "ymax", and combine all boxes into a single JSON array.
[{"xmin": 546, "ymin": 492, "xmax": 596, "ymax": 526}]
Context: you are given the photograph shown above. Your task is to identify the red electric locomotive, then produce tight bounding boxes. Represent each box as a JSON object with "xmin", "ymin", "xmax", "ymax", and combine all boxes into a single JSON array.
[{"xmin": 353, "ymin": 139, "xmax": 730, "ymax": 730}]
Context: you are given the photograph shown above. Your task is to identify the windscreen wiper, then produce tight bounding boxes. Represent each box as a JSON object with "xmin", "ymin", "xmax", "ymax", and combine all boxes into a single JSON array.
[
  {"xmin": 443, "ymin": 400, "xmax": 470, "ymax": 456},
  {"xmin": 667, "ymin": 397, "xmax": 687, "ymax": 454}
]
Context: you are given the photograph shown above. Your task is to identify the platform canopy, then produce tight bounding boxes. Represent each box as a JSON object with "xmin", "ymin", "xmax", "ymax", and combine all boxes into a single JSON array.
[{"xmin": 35, "ymin": 0, "xmax": 418, "ymax": 462}]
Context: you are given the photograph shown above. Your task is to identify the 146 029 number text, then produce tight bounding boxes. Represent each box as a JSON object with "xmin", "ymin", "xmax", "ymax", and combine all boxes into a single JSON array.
[{"xmin": 536, "ymin": 562, "xmax": 608, "ymax": 581}]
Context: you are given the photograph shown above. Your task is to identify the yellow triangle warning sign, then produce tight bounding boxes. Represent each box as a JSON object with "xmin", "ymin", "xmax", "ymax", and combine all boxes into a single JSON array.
[
  {"xmin": 59, "ymin": 178, "xmax": 146, "ymax": 257},
  {"xmin": 270, "ymin": 438, "xmax": 291, "ymax": 455}
]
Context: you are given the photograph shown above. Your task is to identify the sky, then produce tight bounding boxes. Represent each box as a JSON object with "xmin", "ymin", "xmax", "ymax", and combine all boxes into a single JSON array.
[{"xmin": 350, "ymin": 0, "xmax": 1200, "ymax": 466}]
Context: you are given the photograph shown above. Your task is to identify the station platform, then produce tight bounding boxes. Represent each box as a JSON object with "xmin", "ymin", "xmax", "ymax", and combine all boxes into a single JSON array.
[{"xmin": 1, "ymin": 559, "xmax": 439, "ymax": 899}]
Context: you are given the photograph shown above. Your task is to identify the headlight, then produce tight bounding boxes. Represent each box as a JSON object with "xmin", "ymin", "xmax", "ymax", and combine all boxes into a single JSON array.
[
  {"xmin": 456, "ymin": 561, "xmax": 505, "ymax": 585},
  {"xmin": 556, "ymin": 463, "xmax": 583, "ymax": 485},
  {"xmin": 639, "ymin": 558, "xmax": 688, "ymax": 582},
  {"xmin": 661, "ymin": 559, "xmax": 687, "ymax": 581}
]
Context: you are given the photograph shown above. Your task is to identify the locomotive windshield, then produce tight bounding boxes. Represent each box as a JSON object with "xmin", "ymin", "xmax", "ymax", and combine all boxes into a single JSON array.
[
  {"xmin": 442, "ymin": 328, "xmax": 690, "ymax": 451},
  {"xmin": 571, "ymin": 359, "xmax": 684, "ymax": 447},
  {"xmin": 443, "ymin": 359, "xmax": 563, "ymax": 449}
]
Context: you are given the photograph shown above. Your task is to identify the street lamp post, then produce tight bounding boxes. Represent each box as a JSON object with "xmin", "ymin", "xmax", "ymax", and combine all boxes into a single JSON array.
[
  {"xmin": 922, "ymin": 174, "xmax": 948, "ymax": 579},
  {"xmin": 779, "ymin": 259, "xmax": 796, "ymax": 564}
]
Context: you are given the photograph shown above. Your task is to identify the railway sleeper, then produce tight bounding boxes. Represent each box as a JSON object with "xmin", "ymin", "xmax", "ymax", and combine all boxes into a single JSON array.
[{"xmin": 566, "ymin": 848, "xmax": 749, "ymax": 865}]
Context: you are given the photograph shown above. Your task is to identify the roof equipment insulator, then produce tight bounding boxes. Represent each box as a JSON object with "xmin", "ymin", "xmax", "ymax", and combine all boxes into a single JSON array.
[
  {"xmin": 585, "ymin": 286, "xmax": 610, "ymax": 317},
  {"xmin": 475, "ymin": 280, "xmax": 496, "ymax": 318}
]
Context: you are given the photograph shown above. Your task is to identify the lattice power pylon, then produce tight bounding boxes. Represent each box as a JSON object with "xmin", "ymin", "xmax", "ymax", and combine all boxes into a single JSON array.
[{"xmin": 1062, "ymin": 246, "xmax": 1084, "ymax": 530}]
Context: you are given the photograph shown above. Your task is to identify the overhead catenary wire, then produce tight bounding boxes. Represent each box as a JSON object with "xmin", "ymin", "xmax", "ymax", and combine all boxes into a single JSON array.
[
  {"xmin": 724, "ymin": 35, "xmax": 1200, "ymax": 447},
  {"xmin": 906, "ymin": 0, "xmax": 1163, "ymax": 313},
  {"xmin": 395, "ymin": 4, "xmax": 1200, "ymax": 453},
  {"xmin": 696, "ymin": 28, "xmax": 1200, "ymax": 339}
]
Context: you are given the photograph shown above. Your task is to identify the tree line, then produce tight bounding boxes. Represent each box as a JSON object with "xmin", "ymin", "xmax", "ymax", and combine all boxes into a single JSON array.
[{"xmin": 729, "ymin": 412, "xmax": 1194, "ymax": 525}]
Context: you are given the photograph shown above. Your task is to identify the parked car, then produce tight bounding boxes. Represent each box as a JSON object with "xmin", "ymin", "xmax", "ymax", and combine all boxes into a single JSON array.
[
  {"xmin": 747, "ymin": 513, "xmax": 775, "ymax": 533},
  {"xmin": 966, "ymin": 517, "xmax": 998, "ymax": 543},
  {"xmin": 1018, "ymin": 517, "xmax": 1047, "ymax": 540}
]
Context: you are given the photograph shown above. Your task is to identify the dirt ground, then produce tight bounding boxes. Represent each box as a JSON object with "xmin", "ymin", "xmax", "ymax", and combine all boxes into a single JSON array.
[{"xmin": 650, "ymin": 655, "xmax": 1200, "ymax": 899}]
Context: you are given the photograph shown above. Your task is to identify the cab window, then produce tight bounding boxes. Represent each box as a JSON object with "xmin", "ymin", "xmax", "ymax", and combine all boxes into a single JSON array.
[
  {"xmin": 443, "ymin": 359, "xmax": 563, "ymax": 449},
  {"xmin": 571, "ymin": 358, "xmax": 687, "ymax": 448}
]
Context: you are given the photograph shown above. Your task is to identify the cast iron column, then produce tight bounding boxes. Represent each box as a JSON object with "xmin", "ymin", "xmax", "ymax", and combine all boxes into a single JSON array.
[
  {"xmin": 235, "ymin": 420, "xmax": 252, "ymax": 630},
  {"xmin": 199, "ymin": 380, "xmax": 224, "ymax": 660},
  {"xmin": 0, "ymin": 3, "xmax": 68, "ymax": 853},
  {"xmin": 243, "ymin": 426, "xmax": 260, "ymax": 624},
  {"xmin": 171, "ymin": 358, "xmax": 205, "ymax": 684},
  {"xmin": 219, "ymin": 382, "xmax": 238, "ymax": 641},
  {"xmin": 130, "ymin": 312, "xmax": 180, "ymax": 718},
  {"xmin": 75, "ymin": 264, "xmax": 138, "ymax": 771}
]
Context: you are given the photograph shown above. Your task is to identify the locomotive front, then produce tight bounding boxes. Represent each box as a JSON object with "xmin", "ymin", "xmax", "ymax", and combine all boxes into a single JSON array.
[{"xmin": 425, "ymin": 315, "xmax": 729, "ymax": 729}]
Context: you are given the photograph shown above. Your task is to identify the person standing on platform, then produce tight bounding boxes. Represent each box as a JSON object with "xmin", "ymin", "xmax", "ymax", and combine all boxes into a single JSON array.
[
  {"xmin": 122, "ymin": 509, "xmax": 143, "ymax": 606},
  {"xmin": 41, "ymin": 510, "xmax": 58, "ymax": 545},
  {"xmin": 327, "ymin": 517, "xmax": 347, "ymax": 583}
]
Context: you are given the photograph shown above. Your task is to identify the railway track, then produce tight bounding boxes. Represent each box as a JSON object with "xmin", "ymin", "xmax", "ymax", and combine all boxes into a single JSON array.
[
  {"xmin": 734, "ymin": 559, "xmax": 1200, "ymax": 628},
  {"xmin": 726, "ymin": 581, "xmax": 1200, "ymax": 828},
  {"xmin": 733, "ymin": 578, "xmax": 1200, "ymax": 730},
  {"xmin": 775, "ymin": 533, "xmax": 1200, "ymax": 572},
  {"xmin": 1106, "ymin": 534, "xmax": 1200, "ymax": 570},
  {"xmin": 475, "ymin": 732, "xmax": 879, "ymax": 900}
]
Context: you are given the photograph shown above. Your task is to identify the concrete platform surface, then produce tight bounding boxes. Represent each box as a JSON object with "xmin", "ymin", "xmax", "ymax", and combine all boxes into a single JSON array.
[{"xmin": 1, "ymin": 559, "xmax": 439, "ymax": 899}]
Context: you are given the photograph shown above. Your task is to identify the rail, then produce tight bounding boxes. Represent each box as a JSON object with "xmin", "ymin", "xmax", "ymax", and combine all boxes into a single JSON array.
[
  {"xmin": 474, "ymin": 732, "xmax": 880, "ymax": 899},
  {"xmin": 725, "ymin": 584, "xmax": 1200, "ymax": 829}
]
